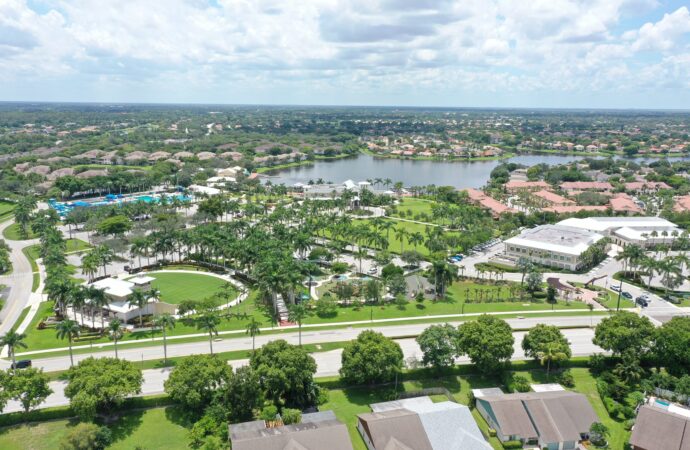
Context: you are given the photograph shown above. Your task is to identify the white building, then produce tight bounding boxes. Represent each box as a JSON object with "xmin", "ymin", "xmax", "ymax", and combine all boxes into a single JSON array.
[
  {"xmin": 87, "ymin": 276, "xmax": 175, "ymax": 323},
  {"xmin": 556, "ymin": 217, "xmax": 680, "ymax": 248},
  {"xmin": 503, "ymin": 224, "xmax": 604, "ymax": 271}
]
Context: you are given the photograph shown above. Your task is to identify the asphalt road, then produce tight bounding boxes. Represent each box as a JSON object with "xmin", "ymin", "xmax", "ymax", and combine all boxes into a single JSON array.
[
  {"xmin": 8, "ymin": 315, "xmax": 604, "ymax": 373},
  {"xmin": 2, "ymin": 327, "xmax": 601, "ymax": 413},
  {"xmin": 0, "ymin": 219, "xmax": 38, "ymax": 336}
]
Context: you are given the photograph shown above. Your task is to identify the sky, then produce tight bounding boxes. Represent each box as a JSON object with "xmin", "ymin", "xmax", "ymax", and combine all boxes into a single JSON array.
[{"xmin": 1, "ymin": 0, "xmax": 690, "ymax": 109}]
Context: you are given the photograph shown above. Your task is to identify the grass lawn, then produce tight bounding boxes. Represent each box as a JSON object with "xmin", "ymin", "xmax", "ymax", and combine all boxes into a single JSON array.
[
  {"xmin": 322, "ymin": 367, "xmax": 623, "ymax": 450},
  {"xmin": 141, "ymin": 272, "xmax": 233, "ymax": 304},
  {"xmin": 390, "ymin": 198, "xmax": 436, "ymax": 220},
  {"xmin": 310, "ymin": 280, "xmax": 586, "ymax": 324},
  {"xmin": 3, "ymin": 222, "xmax": 36, "ymax": 240},
  {"xmin": 0, "ymin": 406, "xmax": 190, "ymax": 450},
  {"xmin": 0, "ymin": 200, "xmax": 14, "ymax": 221},
  {"xmin": 346, "ymin": 218, "xmax": 456, "ymax": 257},
  {"xmin": 20, "ymin": 290, "xmax": 272, "ymax": 352},
  {"xmin": 23, "ymin": 239, "xmax": 90, "ymax": 273}
]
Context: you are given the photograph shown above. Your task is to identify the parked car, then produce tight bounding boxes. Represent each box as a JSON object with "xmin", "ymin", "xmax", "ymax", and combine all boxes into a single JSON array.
[
  {"xmin": 11, "ymin": 360, "xmax": 32, "ymax": 369},
  {"xmin": 622, "ymin": 291, "xmax": 633, "ymax": 299},
  {"xmin": 368, "ymin": 267, "xmax": 378, "ymax": 275},
  {"xmin": 635, "ymin": 296, "xmax": 648, "ymax": 307},
  {"xmin": 611, "ymin": 285, "xmax": 621, "ymax": 292}
]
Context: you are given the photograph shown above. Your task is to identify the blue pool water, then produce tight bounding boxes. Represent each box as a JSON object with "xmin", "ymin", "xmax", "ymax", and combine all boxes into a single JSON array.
[
  {"xmin": 655, "ymin": 399, "xmax": 670, "ymax": 407},
  {"xmin": 50, "ymin": 194, "xmax": 191, "ymax": 216}
]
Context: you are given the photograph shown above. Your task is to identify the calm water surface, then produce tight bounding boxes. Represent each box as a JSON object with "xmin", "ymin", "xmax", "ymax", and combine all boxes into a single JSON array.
[{"xmin": 264, "ymin": 154, "xmax": 642, "ymax": 189}]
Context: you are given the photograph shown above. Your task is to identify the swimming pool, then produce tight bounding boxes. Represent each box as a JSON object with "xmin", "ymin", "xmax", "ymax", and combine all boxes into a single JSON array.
[{"xmin": 50, "ymin": 194, "xmax": 192, "ymax": 216}]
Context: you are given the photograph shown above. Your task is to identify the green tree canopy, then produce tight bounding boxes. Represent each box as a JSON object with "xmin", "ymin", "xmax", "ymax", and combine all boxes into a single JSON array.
[
  {"xmin": 593, "ymin": 311, "xmax": 655, "ymax": 356},
  {"xmin": 5, "ymin": 367, "xmax": 52, "ymax": 414},
  {"xmin": 164, "ymin": 354, "xmax": 233, "ymax": 413},
  {"xmin": 249, "ymin": 340, "xmax": 318, "ymax": 408},
  {"xmin": 416, "ymin": 324, "xmax": 458, "ymax": 371},
  {"xmin": 218, "ymin": 366, "xmax": 263, "ymax": 423},
  {"xmin": 653, "ymin": 316, "xmax": 690, "ymax": 377},
  {"xmin": 339, "ymin": 330, "xmax": 403, "ymax": 385},
  {"xmin": 456, "ymin": 315, "xmax": 514, "ymax": 375},
  {"xmin": 64, "ymin": 357, "xmax": 143, "ymax": 420},
  {"xmin": 521, "ymin": 324, "xmax": 572, "ymax": 361}
]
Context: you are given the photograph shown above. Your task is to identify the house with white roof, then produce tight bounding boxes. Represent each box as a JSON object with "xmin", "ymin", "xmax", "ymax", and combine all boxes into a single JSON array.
[
  {"xmin": 86, "ymin": 276, "xmax": 175, "ymax": 323},
  {"xmin": 358, "ymin": 396, "xmax": 492, "ymax": 450}
]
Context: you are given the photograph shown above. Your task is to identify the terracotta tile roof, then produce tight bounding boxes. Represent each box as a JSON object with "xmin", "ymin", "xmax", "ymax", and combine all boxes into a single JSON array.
[
  {"xmin": 533, "ymin": 190, "xmax": 574, "ymax": 205},
  {"xmin": 560, "ymin": 181, "xmax": 613, "ymax": 191},
  {"xmin": 505, "ymin": 180, "xmax": 550, "ymax": 191}
]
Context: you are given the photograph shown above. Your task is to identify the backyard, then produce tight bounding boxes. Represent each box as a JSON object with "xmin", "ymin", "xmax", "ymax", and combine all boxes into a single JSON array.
[
  {"xmin": 0, "ymin": 405, "xmax": 189, "ymax": 450},
  {"xmin": 322, "ymin": 366, "xmax": 627, "ymax": 450},
  {"xmin": 0, "ymin": 367, "xmax": 627, "ymax": 450}
]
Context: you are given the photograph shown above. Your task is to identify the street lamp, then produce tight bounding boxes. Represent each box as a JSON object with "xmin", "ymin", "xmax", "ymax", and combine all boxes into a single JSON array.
[{"xmin": 616, "ymin": 278, "xmax": 623, "ymax": 312}]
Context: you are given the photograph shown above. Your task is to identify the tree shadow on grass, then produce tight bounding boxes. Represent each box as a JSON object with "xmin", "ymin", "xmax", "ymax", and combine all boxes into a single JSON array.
[
  {"xmin": 164, "ymin": 405, "xmax": 196, "ymax": 428},
  {"xmin": 99, "ymin": 410, "xmax": 144, "ymax": 443}
]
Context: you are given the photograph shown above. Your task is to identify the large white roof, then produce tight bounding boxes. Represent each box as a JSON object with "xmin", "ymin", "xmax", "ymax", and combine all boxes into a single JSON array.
[
  {"xmin": 505, "ymin": 225, "xmax": 603, "ymax": 256},
  {"xmin": 557, "ymin": 216, "xmax": 678, "ymax": 233},
  {"xmin": 88, "ymin": 278, "xmax": 134, "ymax": 298}
]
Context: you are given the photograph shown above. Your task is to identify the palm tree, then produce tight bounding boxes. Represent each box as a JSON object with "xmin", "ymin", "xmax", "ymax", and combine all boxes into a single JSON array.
[
  {"xmin": 88, "ymin": 287, "xmax": 109, "ymax": 331},
  {"xmin": 431, "ymin": 259, "xmax": 458, "ymax": 300},
  {"xmin": 108, "ymin": 318, "xmax": 123, "ymax": 359},
  {"xmin": 1, "ymin": 330, "xmax": 27, "ymax": 370},
  {"xmin": 394, "ymin": 227, "xmax": 408, "ymax": 254},
  {"xmin": 245, "ymin": 317, "xmax": 261, "ymax": 352},
  {"xmin": 153, "ymin": 314, "xmax": 176, "ymax": 364},
  {"xmin": 127, "ymin": 290, "xmax": 149, "ymax": 327},
  {"xmin": 287, "ymin": 303, "xmax": 309, "ymax": 346},
  {"xmin": 55, "ymin": 319, "xmax": 80, "ymax": 367},
  {"xmin": 537, "ymin": 342, "xmax": 569, "ymax": 379},
  {"xmin": 196, "ymin": 310, "xmax": 221, "ymax": 354}
]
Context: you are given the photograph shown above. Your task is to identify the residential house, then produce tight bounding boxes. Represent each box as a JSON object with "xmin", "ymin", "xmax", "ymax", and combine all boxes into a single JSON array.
[
  {"xmin": 560, "ymin": 181, "xmax": 613, "ymax": 193},
  {"xmin": 229, "ymin": 410, "xmax": 354, "ymax": 450},
  {"xmin": 505, "ymin": 180, "xmax": 550, "ymax": 192},
  {"xmin": 464, "ymin": 188, "xmax": 516, "ymax": 217},
  {"xmin": 357, "ymin": 396, "xmax": 492, "ymax": 450},
  {"xmin": 630, "ymin": 403, "xmax": 690, "ymax": 450},
  {"xmin": 476, "ymin": 389, "xmax": 598, "ymax": 450}
]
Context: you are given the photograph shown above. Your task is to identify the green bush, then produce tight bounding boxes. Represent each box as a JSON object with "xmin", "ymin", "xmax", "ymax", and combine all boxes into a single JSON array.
[
  {"xmin": 558, "ymin": 370, "xmax": 575, "ymax": 388},
  {"xmin": 59, "ymin": 423, "xmax": 111, "ymax": 450},
  {"xmin": 508, "ymin": 375, "xmax": 531, "ymax": 393},
  {"xmin": 589, "ymin": 353, "xmax": 609, "ymax": 375},
  {"xmin": 502, "ymin": 440, "xmax": 523, "ymax": 449},
  {"xmin": 259, "ymin": 405, "xmax": 278, "ymax": 421},
  {"xmin": 488, "ymin": 428, "xmax": 497, "ymax": 437},
  {"xmin": 281, "ymin": 408, "xmax": 302, "ymax": 425}
]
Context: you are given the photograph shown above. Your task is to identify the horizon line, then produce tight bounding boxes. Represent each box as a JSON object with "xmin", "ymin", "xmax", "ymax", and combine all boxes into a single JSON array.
[{"xmin": 1, "ymin": 100, "xmax": 690, "ymax": 113}]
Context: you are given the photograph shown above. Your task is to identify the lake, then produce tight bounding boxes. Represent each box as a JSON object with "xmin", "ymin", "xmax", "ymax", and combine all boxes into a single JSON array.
[{"xmin": 265, "ymin": 153, "xmax": 687, "ymax": 189}]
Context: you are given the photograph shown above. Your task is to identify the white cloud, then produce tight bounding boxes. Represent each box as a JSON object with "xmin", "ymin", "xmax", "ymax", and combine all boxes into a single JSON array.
[
  {"xmin": 0, "ymin": 0, "xmax": 688, "ymax": 106},
  {"xmin": 630, "ymin": 6, "xmax": 690, "ymax": 51}
]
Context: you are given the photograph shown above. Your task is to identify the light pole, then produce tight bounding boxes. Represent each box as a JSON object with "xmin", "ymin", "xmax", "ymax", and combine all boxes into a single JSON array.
[{"xmin": 616, "ymin": 278, "xmax": 623, "ymax": 312}]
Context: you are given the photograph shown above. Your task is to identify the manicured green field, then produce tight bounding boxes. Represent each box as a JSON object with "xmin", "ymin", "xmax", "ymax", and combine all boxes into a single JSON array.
[
  {"xmin": 310, "ymin": 280, "xmax": 585, "ymax": 324},
  {"xmin": 23, "ymin": 239, "xmax": 91, "ymax": 272},
  {"xmin": 347, "ymin": 218, "xmax": 455, "ymax": 256},
  {"xmin": 144, "ymin": 272, "xmax": 233, "ymax": 304},
  {"xmin": 390, "ymin": 198, "xmax": 436, "ymax": 220},
  {"xmin": 3, "ymin": 222, "xmax": 36, "ymax": 240},
  {"xmin": 20, "ymin": 290, "xmax": 270, "ymax": 352},
  {"xmin": 0, "ymin": 406, "xmax": 190, "ymax": 450},
  {"xmin": 0, "ymin": 201, "xmax": 14, "ymax": 220}
]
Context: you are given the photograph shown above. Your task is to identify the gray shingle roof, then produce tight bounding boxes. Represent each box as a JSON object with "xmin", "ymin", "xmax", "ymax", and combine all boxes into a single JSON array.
[
  {"xmin": 479, "ymin": 391, "xmax": 598, "ymax": 444},
  {"xmin": 630, "ymin": 405, "xmax": 690, "ymax": 450}
]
